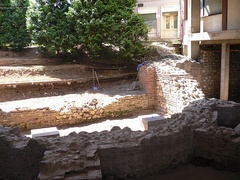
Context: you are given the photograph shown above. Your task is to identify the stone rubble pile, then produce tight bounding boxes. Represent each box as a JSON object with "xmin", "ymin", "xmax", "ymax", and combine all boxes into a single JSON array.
[{"xmin": 170, "ymin": 98, "xmax": 239, "ymax": 134}]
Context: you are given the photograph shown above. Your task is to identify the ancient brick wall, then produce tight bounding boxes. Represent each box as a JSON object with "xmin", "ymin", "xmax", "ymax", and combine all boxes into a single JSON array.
[
  {"xmin": 99, "ymin": 128, "xmax": 193, "ymax": 179},
  {"xmin": 0, "ymin": 126, "xmax": 46, "ymax": 180},
  {"xmin": 138, "ymin": 63, "xmax": 157, "ymax": 108},
  {"xmin": 194, "ymin": 129, "xmax": 240, "ymax": 171},
  {"xmin": 0, "ymin": 94, "xmax": 150, "ymax": 130},
  {"xmin": 176, "ymin": 59, "xmax": 202, "ymax": 86},
  {"xmin": 140, "ymin": 46, "xmax": 225, "ymax": 101},
  {"xmin": 155, "ymin": 63, "xmax": 204, "ymax": 115},
  {"xmin": 229, "ymin": 51, "xmax": 240, "ymax": 101},
  {"xmin": 99, "ymin": 127, "xmax": 193, "ymax": 179},
  {"xmin": 198, "ymin": 45, "xmax": 240, "ymax": 101},
  {"xmin": 138, "ymin": 61, "xmax": 204, "ymax": 115},
  {"xmin": 199, "ymin": 48, "xmax": 221, "ymax": 98}
]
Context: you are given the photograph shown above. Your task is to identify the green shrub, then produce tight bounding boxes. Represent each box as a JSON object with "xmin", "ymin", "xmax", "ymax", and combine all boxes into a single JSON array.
[
  {"xmin": 0, "ymin": 0, "xmax": 30, "ymax": 51},
  {"xmin": 28, "ymin": 0, "xmax": 76, "ymax": 57},
  {"xmin": 29, "ymin": 0, "xmax": 148, "ymax": 60}
]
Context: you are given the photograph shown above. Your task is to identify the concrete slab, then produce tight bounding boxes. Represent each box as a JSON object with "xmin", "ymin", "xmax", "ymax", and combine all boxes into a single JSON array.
[
  {"xmin": 141, "ymin": 115, "xmax": 167, "ymax": 130},
  {"xmin": 31, "ymin": 127, "xmax": 59, "ymax": 138},
  {"xmin": 138, "ymin": 114, "xmax": 160, "ymax": 119}
]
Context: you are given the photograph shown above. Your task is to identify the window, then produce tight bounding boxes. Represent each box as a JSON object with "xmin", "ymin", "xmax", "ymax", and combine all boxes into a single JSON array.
[
  {"xmin": 203, "ymin": 0, "xmax": 222, "ymax": 16},
  {"xmin": 139, "ymin": 13, "xmax": 156, "ymax": 30},
  {"xmin": 174, "ymin": 15, "xmax": 178, "ymax": 28},
  {"xmin": 166, "ymin": 16, "xmax": 170, "ymax": 29}
]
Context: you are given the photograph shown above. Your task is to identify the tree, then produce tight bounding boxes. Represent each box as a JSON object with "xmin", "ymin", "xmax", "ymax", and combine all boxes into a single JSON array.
[
  {"xmin": 68, "ymin": 0, "xmax": 148, "ymax": 59},
  {"xmin": 0, "ymin": 0, "xmax": 30, "ymax": 51},
  {"xmin": 28, "ymin": 0, "xmax": 76, "ymax": 56},
  {"xmin": 29, "ymin": 0, "xmax": 148, "ymax": 59}
]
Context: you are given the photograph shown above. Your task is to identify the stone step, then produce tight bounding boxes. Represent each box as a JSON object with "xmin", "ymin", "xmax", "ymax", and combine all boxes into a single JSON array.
[
  {"xmin": 141, "ymin": 114, "xmax": 167, "ymax": 130},
  {"xmin": 0, "ymin": 58, "xmax": 64, "ymax": 66},
  {"xmin": 31, "ymin": 127, "xmax": 60, "ymax": 138},
  {"xmin": 0, "ymin": 73, "xmax": 137, "ymax": 102}
]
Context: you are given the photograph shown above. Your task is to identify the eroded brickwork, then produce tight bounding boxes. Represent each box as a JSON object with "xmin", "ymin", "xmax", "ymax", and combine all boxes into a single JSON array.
[
  {"xmin": 138, "ymin": 59, "xmax": 205, "ymax": 115},
  {"xmin": 199, "ymin": 49, "xmax": 221, "ymax": 98},
  {"xmin": 229, "ymin": 51, "xmax": 240, "ymax": 101}
]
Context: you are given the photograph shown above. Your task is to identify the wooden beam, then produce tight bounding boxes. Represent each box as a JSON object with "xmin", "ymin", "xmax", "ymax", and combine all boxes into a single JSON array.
[{"xmin": 222, "ymin": 0, "xmax": 228, "ymax": 30}]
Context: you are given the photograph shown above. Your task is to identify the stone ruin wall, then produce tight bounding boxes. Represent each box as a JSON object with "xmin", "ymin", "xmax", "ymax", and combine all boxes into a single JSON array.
[
  {"xmin": 0, "ymin": 93, "xmax": 150, "ymax": 130},
  {"xmin": 1, "ymin": 98, "xmax": 240, "ymax": 180},
  {"xmin": 194, "ymin": 128, "xmax": 240, "ymax": 171},
  {"xmin": 199, "ymin": 49, "xmax": 221, "ymax": 98},
  {"xmin": 138, "ymin": 59, "xmax": 205, "ymax": 115},
  {"xmin": 229, "ymin": 50, "xmax": 240, "ymax": 101},
  {"xmin": 199, "ymin": 45, "xmax": 240, "ymax": 101},
  {"xmin": 139, "ymin": 47, "xmax": 240, "ymax": 114}
]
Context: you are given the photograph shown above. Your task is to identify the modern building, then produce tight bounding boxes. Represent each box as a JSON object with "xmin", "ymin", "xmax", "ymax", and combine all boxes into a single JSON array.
[
  {"xmin": 183, "ymin": 0, "xmax": 240, "ymax": 101},
  {"xmin": 136, "ymin": 0, "xmax": 183, "ymax": 42}
]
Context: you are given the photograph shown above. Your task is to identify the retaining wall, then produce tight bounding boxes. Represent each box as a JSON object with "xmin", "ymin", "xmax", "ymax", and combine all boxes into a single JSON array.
[{"xmin": 0, "ymin": 93, "xmax": 149, "ymax": 130}]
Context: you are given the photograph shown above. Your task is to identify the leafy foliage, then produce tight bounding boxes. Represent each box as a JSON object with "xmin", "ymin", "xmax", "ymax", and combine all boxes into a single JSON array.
[
  {"xmin": 68, "ymin": 0, "xmax": 148, "ymax": 59},
  {"xmin": 0, "ymin": 0, "xmax": 31, "ymax": 51},
  {"xmin": 28, "ymin": 0, "xmax": 76, "ymax": 56},
  {"xmin": 29, "ymin": 0, "xmax": 148, "ymax": 59}
]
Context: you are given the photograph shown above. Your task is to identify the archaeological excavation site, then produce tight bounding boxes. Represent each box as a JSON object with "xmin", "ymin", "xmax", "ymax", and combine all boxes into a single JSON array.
[{"xmin": 0, "ymin": 45, "xmax": 240, "ymax": 180}]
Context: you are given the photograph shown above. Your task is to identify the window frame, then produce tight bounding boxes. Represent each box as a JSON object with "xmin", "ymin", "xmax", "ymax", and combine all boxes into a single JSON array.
[{"xmin": 202, "ymin": 0, "xmax": 222, "ymax": 17}]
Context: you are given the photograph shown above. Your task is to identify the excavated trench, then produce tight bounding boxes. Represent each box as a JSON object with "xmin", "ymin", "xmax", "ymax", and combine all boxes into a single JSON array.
[{"xmin": 0, "ymin": 49, "xmax": 240, "ymax": 179}]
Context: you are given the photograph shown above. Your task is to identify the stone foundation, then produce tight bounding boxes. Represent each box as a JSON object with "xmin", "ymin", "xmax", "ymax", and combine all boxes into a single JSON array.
[{"xmin": 0, "ymin": 93, "xmax": 149, "ymax": 130}]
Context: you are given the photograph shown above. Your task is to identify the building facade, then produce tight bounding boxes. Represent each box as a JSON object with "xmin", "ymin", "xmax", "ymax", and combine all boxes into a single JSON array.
[
  {"xmin": 136, "ymin": 0, "xmax": 183, "ymax": 41},
  {"xmin": 183, "ymin": 0, "xmax": 240, "ymax": 101}
]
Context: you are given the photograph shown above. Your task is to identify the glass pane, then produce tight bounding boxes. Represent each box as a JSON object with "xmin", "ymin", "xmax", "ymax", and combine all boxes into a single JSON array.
[
  {"xmin": 140, "ymin": 13, "xmax": 156, "ymax": 29},
  {"xmin": 166, "ymin": 16, "xmax": 170, "ymax": 29},
  {"xmin": 204, "ymin": 0, "xmax": 222, "ymax": 15},
  {"xmin": 174, "ymin": 15, "xmax": 178, "ymax": 28}
]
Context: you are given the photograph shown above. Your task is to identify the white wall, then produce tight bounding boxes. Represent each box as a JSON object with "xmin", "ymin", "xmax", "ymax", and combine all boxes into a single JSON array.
[
  {"xmin": 203, "ymin": 14, "xmax": 222, "ymax": 32},
  {"xmin": 228, "ymin": 0, "xmax": 240, "ymax": 30},
  {"xmin": 137, "ymin": 0, "xmax": 181, "ymax": 40}
]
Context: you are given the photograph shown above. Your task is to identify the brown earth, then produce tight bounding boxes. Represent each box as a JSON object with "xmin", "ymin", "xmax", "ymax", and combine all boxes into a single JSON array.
[{"xmin": 0, "ymin": 50, "xmax": 139, "ymax": 102}]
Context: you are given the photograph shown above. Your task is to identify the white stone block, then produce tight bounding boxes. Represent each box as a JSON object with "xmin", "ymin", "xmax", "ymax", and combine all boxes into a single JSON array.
[
  {"xmin": 141, "ymin": 114, "xmax": 167, "ymax": 130},
  {"xmin": 31, "ymin": 127, "xmax": 59, "ymax": 138}
]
